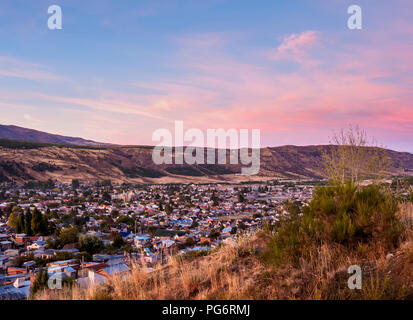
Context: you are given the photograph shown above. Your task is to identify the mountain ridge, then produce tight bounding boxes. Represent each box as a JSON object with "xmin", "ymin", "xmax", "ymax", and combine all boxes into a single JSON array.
[
  {"xmin": 0, "ymin": 124, "xmax": 107, "ymax": 146},
  {"xmin": 0, "ymin": 125, "xmax": 412, "ymax": 184}
]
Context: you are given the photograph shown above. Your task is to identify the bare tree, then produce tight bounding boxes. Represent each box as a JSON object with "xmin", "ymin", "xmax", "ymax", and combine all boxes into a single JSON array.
[{"xmin": 323, "ymin": 124, "xmax": 390, "ymax": 184}]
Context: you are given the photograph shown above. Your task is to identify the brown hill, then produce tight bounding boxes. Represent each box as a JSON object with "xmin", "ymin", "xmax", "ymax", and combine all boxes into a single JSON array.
[{"xmin": 0, "ymin": 139, "xmax": 412, "ymax": 184}]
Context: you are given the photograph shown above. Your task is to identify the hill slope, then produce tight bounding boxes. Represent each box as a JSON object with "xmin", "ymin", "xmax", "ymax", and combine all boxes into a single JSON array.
[
  {"xmin": 0, "ymin": 124, "xmax": 106, "ymax": 146},
  {"xmin": 0, "ymin": 139, "xmax": 412, "ymax": 184}
]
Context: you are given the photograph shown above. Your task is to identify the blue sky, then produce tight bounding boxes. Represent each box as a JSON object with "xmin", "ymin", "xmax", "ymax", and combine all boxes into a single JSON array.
[{"xmin": 0, "ymin": 0, "xmax": 412, "ymax": 151}]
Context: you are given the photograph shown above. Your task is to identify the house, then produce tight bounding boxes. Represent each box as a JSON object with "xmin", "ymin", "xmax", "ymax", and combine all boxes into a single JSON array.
[
  {"xmin": 4, "ymin": 249, "xmax": 19, "ymax": 259},
  {"xmin": 27, "ymin": 242, "xmax": 44, "ymax": 251},
  {"xmin": 199, "ymin": 237, "xmax": 211, "ymax": 244},
  {"xmin": 15, "ymin": 234, "xmax": 30, "ymax": 244},
  {"xmin": 0, "ymin": 240, "xmax": 12, "ymax": 250},
  {"xmin": 96, "ymin": 263, "xmax": 130, "ymax": 279},
  {"xmin": 57, "ymin": 248, "xmax": 79, "ymax": 255},
  {"xmin": 39, "ymin": 249, "xmax": 55, "ymax": 259},
  {"xmin": 0, "ymin": 255, "xmax": 8, "ymax": 271},
  {"xmin": 181, "ymin": 246, "xmax": 211, "ymax": 254},
  {"xmin": 22, "ymin": 261, "xmax": 36, "ymax": 272},
  {"xmin": 77, "ymin": 269, "xmax": 107, "ymax": 289},
  {"xmin": 47, "ymin": 265, "xmax": 77, "ymax": 280},
  {"xmin": 48, "ymin": 259, "xmax": 78, "ymax": 268},
  {"xmin": 154, "ymin": 229, "xmax": 186, "ymax": 240},
  {"xmin": 7, "ymin": 267, "xmax": 27, "ymax": 276},
  {"xmin": 134, "ymin": 234, "xmax": 151, "ymax": 248},
  {"xmin": 0, "ymin": 278, "xmax": 31, "ymax": 300},
  {"xmin": 77, "ymin": 260, "xmax": 130, "ymax": 289},
  {"xmin": 93, "ymin": 254, "xmax": 127, "ymax": 265},
  {"xmin": 0, "ymin": 233, "xmax": 9, "ymax": 241},
  {"xmin": 143, "ymin": 248, "xmax": 158, "ymax": 264}
]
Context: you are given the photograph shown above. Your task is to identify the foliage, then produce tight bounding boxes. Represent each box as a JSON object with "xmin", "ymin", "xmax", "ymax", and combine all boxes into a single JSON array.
[
  {"xmin": 24, "ymin": 208, "xmax": 33, "ymax": 236},
  {"xmin": 16, "ymin": 212, "xmax": 25, "ymax": 234},
  {"xmin": 30, "ymin": 267, "xmax": 49, "ymax": 298},
  {"xmin": 79, "ymin": 234, "xmax": 104, "ymax": 255},
  {"xmin": 111, "ymin": 232, "xmax": 125, "ymax": 249},
  {"xmin": 31, "ymin": 208, "xmax": 48, "ymax": 235},
  {"xmin": 408, "ymin": 191, "xmax": 413, "ymax": 203},
  {"xmin": 238, "ymin": 191, "xmax": 245, "ymax": 203},
  {"xmin": 323, "ymin": 125, "xmax": 390, "ymax": 184},
  {"xmin": 71, "ymin": 179, "xmax": 80, "ymax": 190},
  {"xmin": 24, "ymin": 179, "xmax": 55, "ymax": 190},
  {"xmin": 165, "ymin": 202, "xmax": 173, "ymax": 214},
  {"xmin": 57, "ymin": 227, "xmax": 79, "ymax": 247},
  {"xmin": 208, "ymin": 229, "xmax": 221, "ymax": 239},
  {"xmin": 263, "ymin": 181, "xmax": 403, "ymax": 267}
]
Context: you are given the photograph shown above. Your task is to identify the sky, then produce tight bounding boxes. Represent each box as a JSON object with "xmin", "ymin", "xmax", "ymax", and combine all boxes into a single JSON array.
[{"xmin": 0, "ymin": 0, "xmax": 412, "ymax": 151}]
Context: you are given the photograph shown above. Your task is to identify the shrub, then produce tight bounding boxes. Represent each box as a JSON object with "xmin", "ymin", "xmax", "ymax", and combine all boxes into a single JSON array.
[
  {"xmin": 263, "ymin": 181, "xmax": 403, "ymax": 267},
  {"xmin": 79, "ymin": 235, "xmax": 104, "ymax": 255}
]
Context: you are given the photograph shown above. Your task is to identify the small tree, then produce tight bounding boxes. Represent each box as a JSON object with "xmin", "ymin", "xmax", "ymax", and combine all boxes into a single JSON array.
[
  {"xmin": 79, "ymin": 235, "xmax": 104, "ymax": 255},
  {"xmin": 323, "ymin": 124, "xmax": 390, "ymax": 184},
  {"xmin": 8, "ymin": 206, "xmax": 22, "ymax": 229},
  {"xmin": 16, "ymin": 213, "xmax": 25, "ymax": 234},
  {"xmin": 102, "ymin": 191, "xmax": 111, "ymax": 202},
  {"xmin": 209, "ymin": 229, "xmax": 221, "ymax": 239},
  {"xmin": 111, "ymin": 232, "xmax": 125, "ymax": 249},
  {"xmin": 71, "ymin": 179, "xmax": 80, "ymax": 190},
  {"xmin": 31, "ymin": 208, "xmax": 44, "ymax": 235},
  {"xmin": 30, "ymin": 267, "xmax": 48, "ymax": 298},
  {"xmin": 165, "ymin": 202, "xmax": 173, "ymax": 214},
  {"xmin": 238, "ymin": 191, "xmax": 245, "ymax": 203},
  {"xmin": 57, "ymin": 227, "xmax": 79, "ymax": 247},
  {"xmin": 25, "ymin": 208, "xmax": 33, "ymax": 236}
]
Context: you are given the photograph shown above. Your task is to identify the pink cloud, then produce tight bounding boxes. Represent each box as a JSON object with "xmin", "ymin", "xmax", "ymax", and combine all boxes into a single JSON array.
[{"xmin": 271, "ymin": 31, "xmax": 320, "ymax": 63}]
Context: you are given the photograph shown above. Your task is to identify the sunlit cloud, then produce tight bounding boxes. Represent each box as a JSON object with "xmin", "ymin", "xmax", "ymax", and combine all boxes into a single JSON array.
[{"xmin": 272, "ymin": 30, "xmax": 320, "ymax": 63}]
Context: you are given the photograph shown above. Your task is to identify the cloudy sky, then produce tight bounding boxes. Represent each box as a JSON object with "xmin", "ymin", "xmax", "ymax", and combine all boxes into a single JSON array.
[{"xmin": 0, "ymin": 0, "xmax": 412, "ymax": 151}]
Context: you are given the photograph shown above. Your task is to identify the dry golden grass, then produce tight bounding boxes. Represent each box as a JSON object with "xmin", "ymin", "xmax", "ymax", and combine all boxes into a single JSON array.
[
  {"xmin": 398, "ymin": 202, "xmax": 413, "ymax": 240},
  {"xmin": 35, "ymin": 235, "xmax": 268, "ymax": 300}
]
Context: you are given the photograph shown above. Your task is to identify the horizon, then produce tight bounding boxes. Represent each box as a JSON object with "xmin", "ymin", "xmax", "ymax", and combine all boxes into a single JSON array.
[
  {"xmin": 1, "ymin": 122, "xmax": 412, "ymax": 155},
  {"xmin": 0, "ymin": 1, "xmax": 412, "ymax": 151}
]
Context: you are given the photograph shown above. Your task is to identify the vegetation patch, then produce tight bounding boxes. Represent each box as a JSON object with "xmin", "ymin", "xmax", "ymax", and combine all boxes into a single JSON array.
[
  {"xmin": 165, "ymin": 166, "xmax": 205, "ymax": 176},
  {"xmin": 116, "ymin": 165, "xmax": 166, "ymax": 178},
  {"xmin": 263, "ymin": 181, "xmax": 403, "ymax": 267},
  {"xmin": 31, "ymin": 162, "xmax": 61, "ymax": 172}
]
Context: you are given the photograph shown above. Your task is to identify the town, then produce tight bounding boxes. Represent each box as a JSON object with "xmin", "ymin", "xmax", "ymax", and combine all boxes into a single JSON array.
[{"xmin": 0, "ymin": 178, "xmax": 317, "ymax": 299}]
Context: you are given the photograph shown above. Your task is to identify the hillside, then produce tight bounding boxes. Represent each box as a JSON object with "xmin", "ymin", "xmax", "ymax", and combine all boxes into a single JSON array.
[
  {"xmin": 0, "ymin": 125, "xmax": 106, "ymax": 146},
  {"xmin": 0, "ymin": 139, "xmax": 413, "ymax": 184}
]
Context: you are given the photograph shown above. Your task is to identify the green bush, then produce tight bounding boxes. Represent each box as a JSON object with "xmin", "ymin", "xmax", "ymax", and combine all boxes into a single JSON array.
[
  {"xmin": 263, "ymin": 181, "xmax": 404, "ymax": 267},
  {"xmin": 79, "ymin": 235, "xmax": 104, "ymax": 255}
]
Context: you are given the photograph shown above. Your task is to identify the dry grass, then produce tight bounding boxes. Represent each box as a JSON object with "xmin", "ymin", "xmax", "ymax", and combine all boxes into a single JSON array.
[
  {"xmin": 398, "ymin": 202, "xmax": 413, "ymax": 240},
  {"xmin": 35, "ymin": 235, "xmax": 268, "ymax": 300}
]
